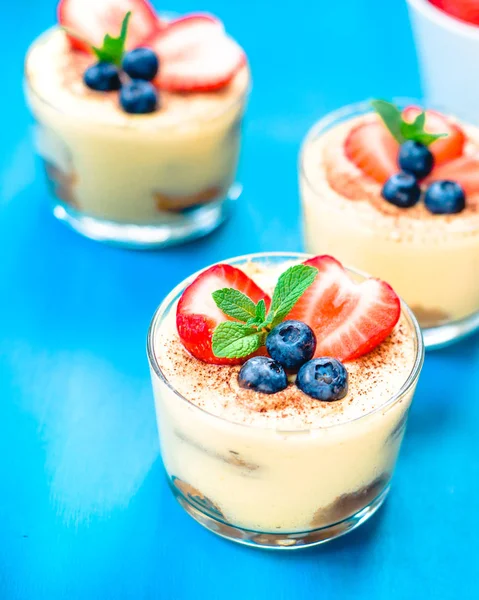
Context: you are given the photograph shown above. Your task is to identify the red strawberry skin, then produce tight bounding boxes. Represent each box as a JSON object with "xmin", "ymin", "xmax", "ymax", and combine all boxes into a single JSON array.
[
  {"xmin": 143, "ymin": 13, "xmax": 224, "ymax": 61},
  {"xmin": 176, "ymin": 264, "xmax": 271, "ymax": 365},
  {"xmin": 58, "ymin": 0, "xmax": 162, "ymax": 53},
  {"xmin": 286, "ymin": 256, "xmax": 401, "ymax": 362},
  {"xmin": 344, "ymin": 121, "xmax": 399, "ymax": 184},
  {"xmin": 148, "ymin": 18, "xmax": 246, "ymax": 93},
  {"xmin": 156, "ymin": 42, "xmax": 246, "ymax": 93}
]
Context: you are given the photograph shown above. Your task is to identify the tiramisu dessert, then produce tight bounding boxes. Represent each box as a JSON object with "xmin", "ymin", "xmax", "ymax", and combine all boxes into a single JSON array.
[
  {"xmin": 25, "ymin": 0, "xmax": 248, "ymax": 247},
  {"xmin": 300, "ymin": 99, "xmax": 479, "ymax": 348},
  {"xmin": 147, "ymin": 252, "xmax": 424, "ymax": 549}
]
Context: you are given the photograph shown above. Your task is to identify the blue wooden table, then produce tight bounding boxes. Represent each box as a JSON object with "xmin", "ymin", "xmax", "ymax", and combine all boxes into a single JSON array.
[{"xmin": 2, "ymin": 0, "xmax": 478, "ymax": 597}]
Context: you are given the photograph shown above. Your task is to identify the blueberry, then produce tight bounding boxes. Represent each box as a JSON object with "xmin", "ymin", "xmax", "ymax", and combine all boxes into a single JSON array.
[
  {"xmin": 424, "ymin": 180, "xmax": 466, "ymax": 214},
  {"xmin": 381, "ymin": 172, "xmax": 421, "ymax": 208},
  {"xmin": 238, "ymin": 357, "xmax": 288, "ymax": 394},
  {"xmin": 83, "ymin": 62, "xmax": 122, "ymax": 92},
  {"xmin": 122, "ymin": 48, "xmax": 159, "ymax": 81},
  {"xmin": 398, "ymin": 140, "xmax": 434, "ymax": 179},
  {"xmin": 119, "ymin": 80, "xmax": 158, "ymax": 114},
  {"xmin": 296, "ymin": 358, "xmax": 348, "ymax": 401},
  {"xmin": 266, "ymin": 320, "xmax": 316, "ymax": 371}
]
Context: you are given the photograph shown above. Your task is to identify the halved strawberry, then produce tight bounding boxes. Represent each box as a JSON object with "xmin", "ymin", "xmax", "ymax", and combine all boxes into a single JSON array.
[
  {"xmin": 148, "ymin": 16, "xmax": 246, "ymax": 92},
  {"xmin": 427, "ymin": 154, "xmax": 479, "ymax": 195},
  {"xmin": 58, "ymin": 0, "xmax": 162, "ymax": 53},
  {"xmin": 344, "ymin": 122, "xmax": 399, "ymax": 184},
  {"xmin": 286, "ymin": 256, "xmax": 401, "ymax": 362},
  {"xmin": 144, "ymin": 14, "xmax": 224, "ymax": 61},
  {"xmin": 402, "ymin": 106, "xmax": 465, "ymax": 165},
  {"xmin": 176, "ymin": 264, "xmax": 271, "ymax": 365}
]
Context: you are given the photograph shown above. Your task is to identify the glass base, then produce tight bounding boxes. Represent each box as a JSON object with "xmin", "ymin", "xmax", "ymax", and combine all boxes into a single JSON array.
[
  {"xmin": 51, "ymin": 184, "xmax": 242, "ymax": 249},
  {"xmin": 170, "ymin": 479, "xmax": 390, "ymax": 550},
  {"xmin": 423, "ymin": 310, "xmax": 479, "ymax": 350}
]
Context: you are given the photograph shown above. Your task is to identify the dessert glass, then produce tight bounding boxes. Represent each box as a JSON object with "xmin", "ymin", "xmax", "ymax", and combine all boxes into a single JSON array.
[
  {"xmin": 300, "ymin": 101, "xmax": 479, "ymax": 349},
  {"xmin": 407, "ymin": 0, "xmax": 479, "ymax": 121},
  {"xmin": 147, "ymin": 252, "xmax": 424, "ymax": 550},
  {"xmin": 24, "ymin": 29, "xmax": 248, "ymax": 249}
]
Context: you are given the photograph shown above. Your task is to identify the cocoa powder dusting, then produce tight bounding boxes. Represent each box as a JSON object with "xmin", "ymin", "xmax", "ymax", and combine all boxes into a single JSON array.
[{"xmin": 156, "ymin": 301, "xmax": 416, "ymax": 429}]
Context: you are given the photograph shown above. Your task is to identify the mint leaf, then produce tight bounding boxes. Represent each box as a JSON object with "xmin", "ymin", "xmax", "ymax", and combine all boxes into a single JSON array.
[
  {"xmin": 212, "ymin": 288, "xmax": 257, "ymax": 323},
  {"xmin": 371, "ymin": 99, "xmax": 448, "ymax": 147},
  {"xmin": 269, "ymin": 265, "xmax": 317, "ymax": 328},
  {"xmin": 212, "ymin": 322, "xmax": 264, "ymax": 359},
  {"xmin": 210, "ymin": 263, "xmax": 318, "ymax": 359},
  {"xmin": 400, "ymin": 113, "xmax": 447, "ymax": 146},
  {"xmin": 92, "ymin": 11, "xmax": 131, "ymax": 66},
  {"xmin": 414, "ymin": 111, "xmax": 426, "ymax": 129},
  {"xmin": 243, "ymin": 300, "xmax": 267, "ymax": 327},
  {"xmin": 370, "ymin": 99, "xmax": 404, "ymax": 143},
  {"xmin": 255, "ymin": 299, "xmax": 266, "ymax": 322}
]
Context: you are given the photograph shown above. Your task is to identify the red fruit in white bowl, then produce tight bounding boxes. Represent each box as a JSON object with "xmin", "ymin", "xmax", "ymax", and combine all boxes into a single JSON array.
[
  {"xmin": 286, "ymin": 256, "xmax": 401, "ymax": 362},
  {"xmin": 58, "ymin": 0, "xmax": 163, "ymax": 53},
  {"xmin": 147, "ymin": 15, "xmax": 246, "ymax": 92},
  {"xmin": 429, "ymin": 0, "xmax": 479, "ymax": 27},
  {"xmin": 177, "ymin": 265, "xmax": 271, "ymax": 365}
]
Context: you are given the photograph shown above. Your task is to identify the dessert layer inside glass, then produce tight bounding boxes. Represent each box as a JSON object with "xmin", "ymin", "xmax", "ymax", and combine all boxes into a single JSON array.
[
  {"xmin": 300, "ymin": 103, "xmax": 479, "ymax": 331},
  {"xmin": 149, "ymin": 255, "xmax": 421, "ymax": 533},
  {"xmin": 25, "ymin": 18, "xmax": 249, "ymax": 228}
]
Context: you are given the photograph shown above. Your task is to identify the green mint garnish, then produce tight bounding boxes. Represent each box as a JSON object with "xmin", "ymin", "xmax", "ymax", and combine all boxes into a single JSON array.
[
  {"xmin": 370, "ymin": 99, "xmax": 448, "ymax": 147},
  {"xmin": 211, "ymin": 264, "xmax": 318, "ymax": 359},
  {"xmin": 254, "ymin": 299, "xmax": 266, "ymax": 323},
  {"xmin": 91, "ymin": 11, "xmax": 131, "ymax": 66},
  {"xmin": 268, "ymin": 264, "xmax": 318, "ymax": 328},
  {"xmin": 212, "ymin": 323, "xmax": 266, "ymax": 359},
  {"xmin": 212, "ymin": 288, "xmax": 258, "ymax": 323}
]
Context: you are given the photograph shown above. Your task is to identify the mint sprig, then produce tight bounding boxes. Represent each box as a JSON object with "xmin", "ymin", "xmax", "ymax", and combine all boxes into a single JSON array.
[
  {"xmin": 212, "ymin": 288, "xmax": 257, "ymax": 323},
  {"xmin": 370, "ymin": 99, "xmax": 448, "ymax": 147},
  {"xmin": 268, "ymin": 264, "xmax": 317, "ymax": 328},
  {"xmin": 91, "ymin": 11, "xmax": 131, "ymax": 66},
  {"xmin": 211, "ymin": 264, "xmax": 318, "ymax": 359},
  {"xmin": 212, "ymin": 323, "xmax": 266, "ymax": 359}
]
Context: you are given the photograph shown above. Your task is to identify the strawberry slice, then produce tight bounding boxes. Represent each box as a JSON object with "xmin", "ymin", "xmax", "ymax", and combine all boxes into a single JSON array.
[
  {"xmin": 157, "ymin": 38, "xmax": 246, "ymax": 92},
  {"xmin": 148, "ymin": 16, "xmax": 246, "ymax": 92},
  {"xmin": 430, "ymin": 0, "xmax": 479, "ymax": 26},
  {"xmin": 345, "ymin": 122, "xmax": 399, "ymax": 184},
  {"xmin": 427, "ymin": 154, "xmax": 479, "ymax": 195},
  {"xmin": 402, "ymin": 106, "xmax": 465, "ymax": 166},
  {"xmin": 176, "ymin": 264, "xmax": 271, "ymax": 365},
  {"xmin": 58, "ymin": 0, "xmax": 162, "ymax": 53},
  {"xmin": 144, "ymin": 14, "xmax": 224, "ymax": 61},
  {"xmin": 286, "ymin": 256, "xmax": 401, "ymax": 362}
]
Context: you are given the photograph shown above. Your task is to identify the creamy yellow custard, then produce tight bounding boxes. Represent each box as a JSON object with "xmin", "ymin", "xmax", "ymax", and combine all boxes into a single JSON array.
[
  {"xmin": 148, "ymin": 255, "xmax": 422, "ymax": 538},
  {"xmin": 25, "ymin": 28, "xmax": 249, "ymax": 237},
  {"xmin": 300, "ymin": 107, "xmax": 479, "ymax": 345}
]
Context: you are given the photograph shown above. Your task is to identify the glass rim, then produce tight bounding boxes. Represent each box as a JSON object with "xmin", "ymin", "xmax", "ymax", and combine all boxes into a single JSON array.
[
  {"xmin": 406, "ymin": 0, "xmax": 479, "ymax": 40},
  {"xmin": 299, "ymin": 97, "xmax": 479, "ymax": 234},
  {"xmin": 24, "ymin": 26, "xmax": 251, "ymax": 131},
  {"xmin": 147, "ymin": 251, "xmax": 425, "ymax": 432}
]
